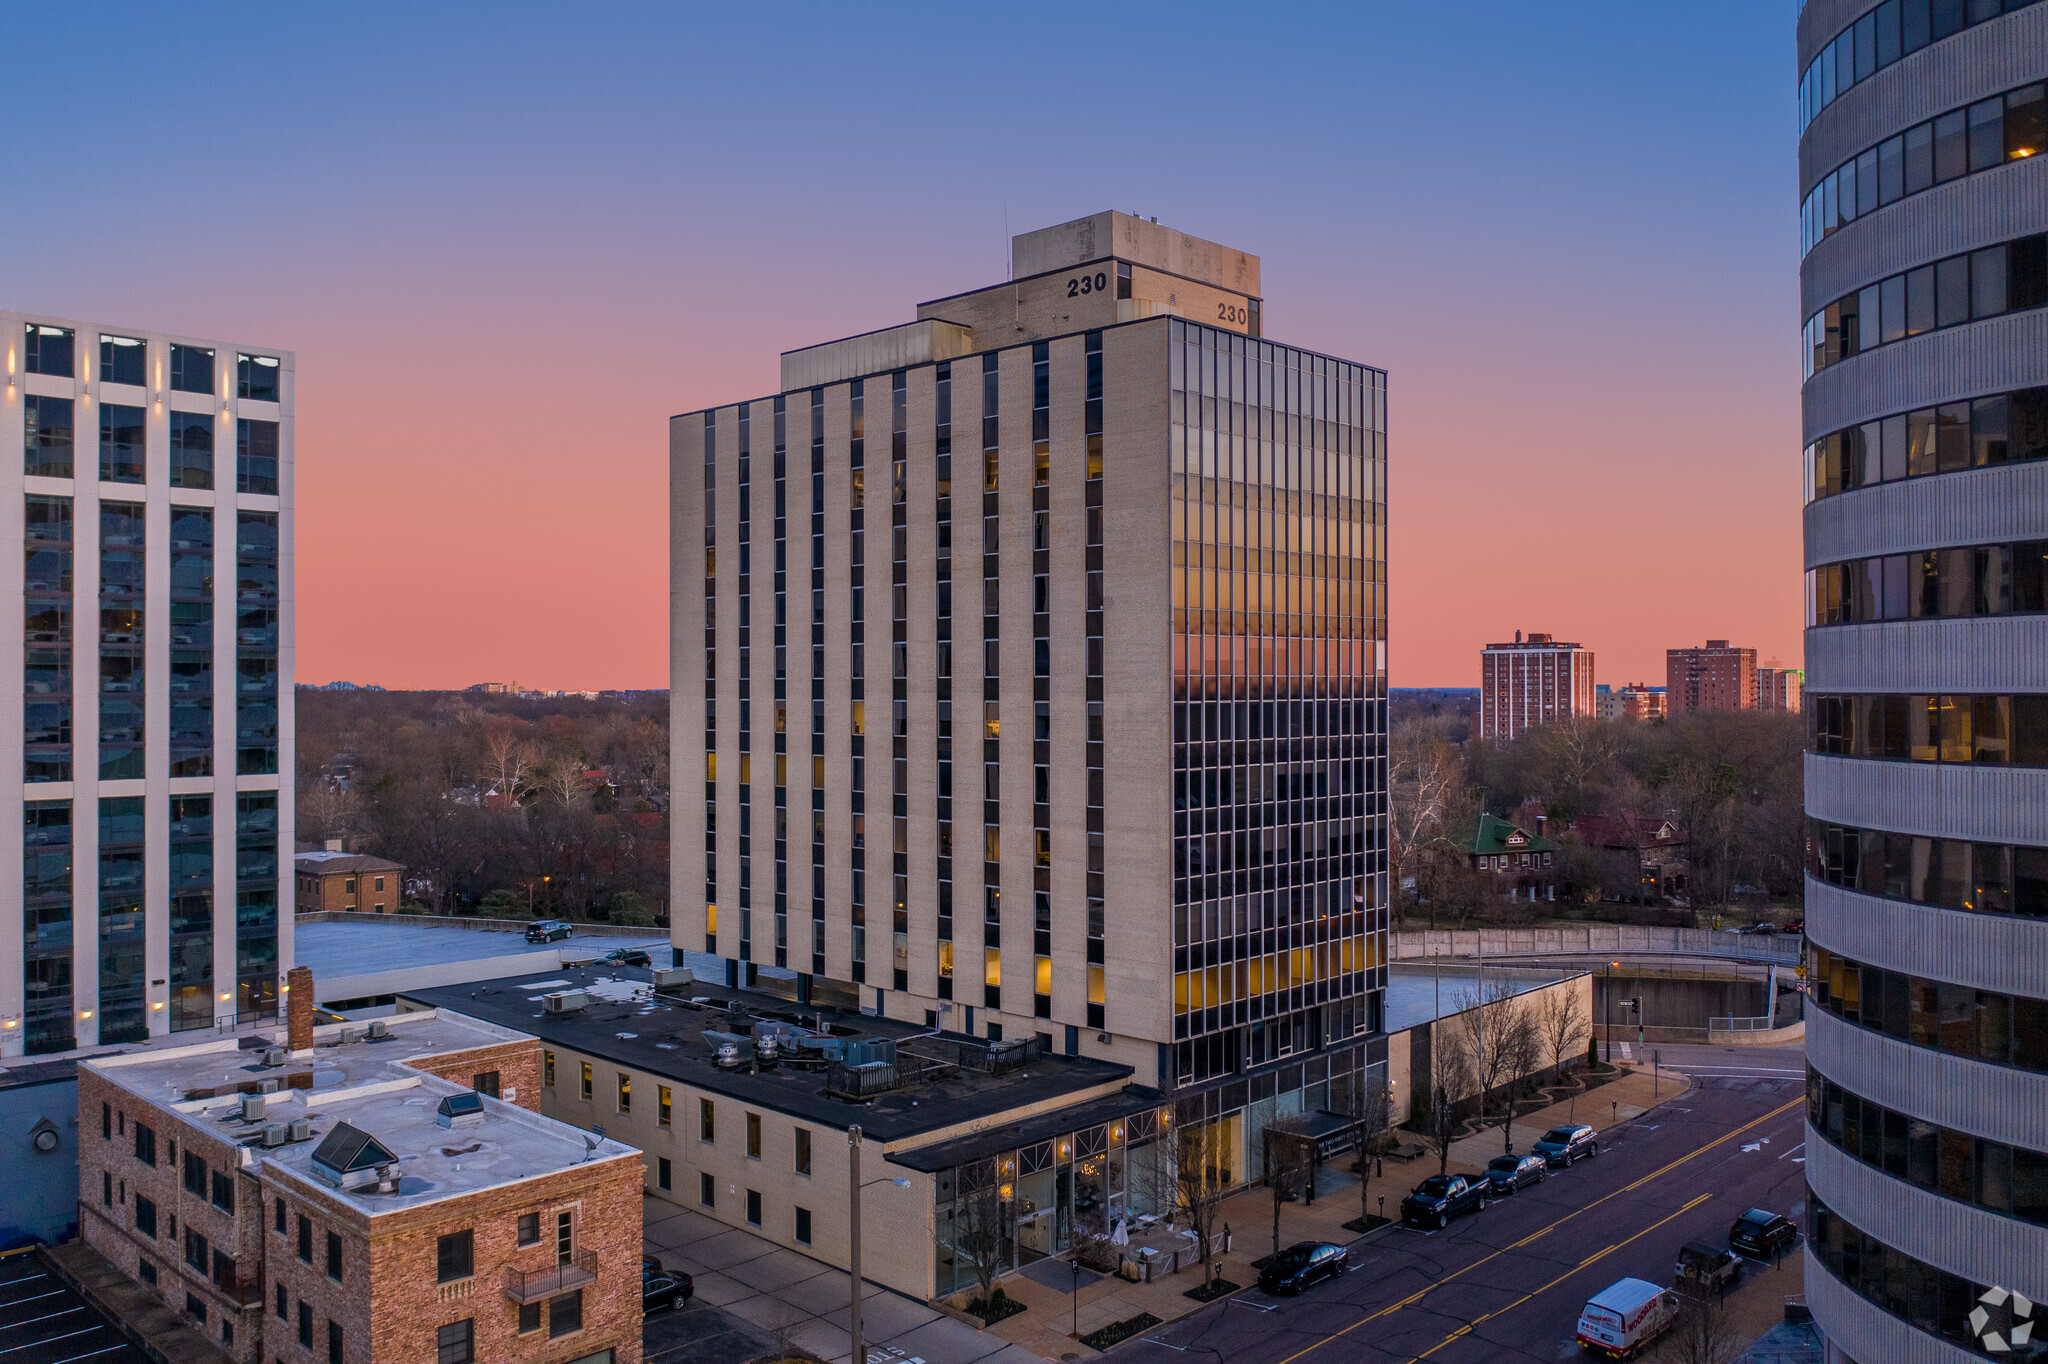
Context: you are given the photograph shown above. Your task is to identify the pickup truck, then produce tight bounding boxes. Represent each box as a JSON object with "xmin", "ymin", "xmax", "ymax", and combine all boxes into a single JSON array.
[{"xmin": 1401, "ymin": 1174, "xmax": 1487, "ymax": 1229}]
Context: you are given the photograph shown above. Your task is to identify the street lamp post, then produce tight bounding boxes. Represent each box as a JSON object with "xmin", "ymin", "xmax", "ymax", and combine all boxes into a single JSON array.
[
  {"xmin": 849, "ymin": 1126, "xmax": 864, "ymax": 1364},
  {"xmin": 846, "ymin": 1126, "xmax": 911, "ymax": 1364}
]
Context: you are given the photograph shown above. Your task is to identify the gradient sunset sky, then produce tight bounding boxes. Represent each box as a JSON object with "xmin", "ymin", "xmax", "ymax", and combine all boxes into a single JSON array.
[{"xmin": 6, "ymin": 3, "xmax": 1801, "ymax": 691}]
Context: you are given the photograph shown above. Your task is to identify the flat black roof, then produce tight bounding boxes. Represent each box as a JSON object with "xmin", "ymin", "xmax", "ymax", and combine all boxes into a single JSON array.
[
  {"xmin": 399, "ymin": 964, "xmax": 1134, "ymax": 1149},
  {"xmin": 887, "ymin": 1083, "xmax": 1168, "ymax": 1174}
]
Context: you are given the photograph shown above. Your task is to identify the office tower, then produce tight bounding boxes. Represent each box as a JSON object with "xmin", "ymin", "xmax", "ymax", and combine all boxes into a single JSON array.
[
  {"xmin": 1796, "ymin": 1, "xmax": 2048, "ymax": 1359},
  {"xmin": 1478, "ymin": 631, "xmax": 1595, "ymax": 739},
  {"xmin": 4, "ymin": 312, "xmax": 293, "ymax": 1055},
  {"xmin": 672, "ymin": 212, "xmax": 1389, "ymax": 1112},
  {"xmin": 1665, "ymin": 639, "xmax": 1757, "ymax": 713}
]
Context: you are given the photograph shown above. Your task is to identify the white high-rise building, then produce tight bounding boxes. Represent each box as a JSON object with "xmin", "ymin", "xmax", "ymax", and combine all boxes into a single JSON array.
[{"xmin": 2, "ymin": 312, "xmax": 293, "ymax": 1055}]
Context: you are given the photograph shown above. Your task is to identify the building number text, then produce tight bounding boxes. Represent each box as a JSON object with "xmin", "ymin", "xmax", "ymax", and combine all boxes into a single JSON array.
[
  {"xmin": 1067, "ymin": 273, "xmax": 1108, "ymax": 297},
  {"xmin": 1218, "ymin": 302, "xmax": 1249, "ymax": 326}
]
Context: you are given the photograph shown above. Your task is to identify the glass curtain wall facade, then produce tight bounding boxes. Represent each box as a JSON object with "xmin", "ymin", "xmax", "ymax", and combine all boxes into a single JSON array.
[
  {"xmin": 1167, "ymin": 320, "xmax": 1387, "ymax": 1086},
  {"xmin": 1796, "ymin": 3, "xmax": 2048, "ymax": 1358},
  {"xmin": 6, "ymin": 313, "xmax": 293, "ymax": 1056}
]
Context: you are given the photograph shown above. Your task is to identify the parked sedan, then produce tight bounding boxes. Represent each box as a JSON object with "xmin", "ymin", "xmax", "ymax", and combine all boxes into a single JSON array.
[
  {"xmin": 1257, "ymin": 1241, "xmax": 1348, "ymax": 1294},
  {"xmin": 1533, "ymin": 1124, "xmax": 1599, "ymax": 1167},
  {"xmin": 526, "ymin": 919, "xmax": 573, "ymax": 943},
  {"xmin": 601, "ymin": 947, "xmax": 654, "ymax": 967},
  {"xmin": 1483, "ymin": 1152, "xmax": 1548, "ymax": 1195},
  {"xmin": 1729, "ymin": 1208, "xmax": 1799, "ymax": 1260},
  {"xmin": 643, "ymin": 1270, "xmax": 694, "ymax": 1312},
  {"xmin": 1401, "ymin": 1174, "xmax": 1487, "ymax": 1229}
]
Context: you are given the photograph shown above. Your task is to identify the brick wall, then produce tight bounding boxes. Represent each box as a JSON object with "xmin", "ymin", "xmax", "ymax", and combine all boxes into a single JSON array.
[{"xmin": 404, "ymin": 1038, "xmax": 542, "ymax": 1111}]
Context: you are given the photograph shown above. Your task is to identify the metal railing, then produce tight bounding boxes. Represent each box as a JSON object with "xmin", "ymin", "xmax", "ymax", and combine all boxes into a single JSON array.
[
  {"xmin": 502, "ymin": 1250, "xmax": 597, "ymax": 1304},
  {"xmin": 1709, "ymin": 1015, "xmax": 1777, "ymax": 1032},
  {"xmin": 1394, "ymin": 926, "xmax": 1803, "ymax": 965}
]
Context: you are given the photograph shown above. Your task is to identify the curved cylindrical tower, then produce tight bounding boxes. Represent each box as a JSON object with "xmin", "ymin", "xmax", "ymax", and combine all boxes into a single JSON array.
[{"xmin": 1798, "ymin": 1, "xmax": 2048, "ymax": 1359}]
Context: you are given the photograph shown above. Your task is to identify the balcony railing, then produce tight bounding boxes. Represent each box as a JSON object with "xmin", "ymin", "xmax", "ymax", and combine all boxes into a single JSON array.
[{"xmin": 502, "ymin": 1251, "xmax": 597, "ymax": 1304}]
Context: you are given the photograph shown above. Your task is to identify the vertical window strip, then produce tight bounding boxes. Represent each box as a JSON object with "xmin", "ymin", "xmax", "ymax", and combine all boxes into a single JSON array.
[
  {"xmin": 891, "ymin": 371, "xmax": 910, "ymax": 994},
  {"xmin": 738, "ymin": 405, "xmax": 753, "ymax": 964},
  {"xmin": 773, "ymin": 396, "xmax": 789, "ymax": 969},
  {"xmin": 982, "ymin": 352, "xmax": 1001, "ymax": 1014},
  {"xmin": 810, "ymin": 389, "xmax": 826, "ymax": 976},
  {"xmin": 849, "ymin": 380, "xmax": 867, "ymax": 983},
  {"xmin": 934, "ymin": 364, "xmax": 954, "ymax": 999},
  {"xmin": 704, "ymin": 411, "xmax": 718, "ymax": 954}
]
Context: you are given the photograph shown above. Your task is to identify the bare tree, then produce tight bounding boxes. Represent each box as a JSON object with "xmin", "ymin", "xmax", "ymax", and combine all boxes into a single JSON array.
[
  {"xmin": 481, "ymin": 726, "xmax": 535, "ymax": 803},
  {"xmin": 1345, "ymin": 1077, "xmax": 1393, "ymax": 1229},
  {"xmin": 1537, "ymin": 984, "xmax": 1592, "ymax": 1120},
  {"xmin": 951, "ymin": 1158, "xmax": 1008, "ymax": 1304},
  {"xmin": 299, "ymin": 783, "xmax": 363, "ymax": 848},
  {"xmin": 1264, "ymin": 1131, "xmax": 1314, "ymax": 1258},
  {"xmin": 1456, "ymin": 979, "xmax": 1540, "ymax": 1154},
  {"xmin": 1389, "ymin": 716, "xmax": 1466, "ymax": 905},
  {"xmin": 1658, "ymin": 1287, "xmax": 1741, "ymax": 1364},
  {"xmin": 538, "ymin": 751, "xmax": 592, "ymax": 810},
  {"xmin": 1422, "ymin": 1028, "xmax": 1475, "ymax": 1178},
  {"xmin": 1172, "ymin": 1115, "xmax": 1229, "ymax": 1290}
]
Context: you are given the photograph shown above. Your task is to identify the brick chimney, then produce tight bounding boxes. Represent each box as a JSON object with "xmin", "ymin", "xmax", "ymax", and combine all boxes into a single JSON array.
[{"xmin": 287, "ymin": 966, "xmax": 314, "ymax": 1052}]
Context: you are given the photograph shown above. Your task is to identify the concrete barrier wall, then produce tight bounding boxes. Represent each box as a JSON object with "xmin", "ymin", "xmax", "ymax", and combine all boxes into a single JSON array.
[
  {"xmin": 315, "ymin": 948, "xmax": 577, "ymax": 1007},
  {"xmin": 1393, "ymin": 925, "xmax": 1802, "ymax": 965},
  {"xmin": 295, "ymin": 911, "xmax": 665, "ymax": 940}
]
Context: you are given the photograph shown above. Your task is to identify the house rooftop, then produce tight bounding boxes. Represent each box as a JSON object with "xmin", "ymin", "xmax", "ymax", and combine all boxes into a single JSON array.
[
  {"xmin": 84, "ymin": 1013, "xmax": 636, "ymax": 1215},
  {"xmin": 398, "ymin": 964, "xmax": 1135, "ymax": 1149},
  {"xmin": 294, "ymin": 850, "xmax": 404, "ymax": 873},
  {"xmin": 1465, "ymin": 812, "xmax": 1559, "ymax": 856}
]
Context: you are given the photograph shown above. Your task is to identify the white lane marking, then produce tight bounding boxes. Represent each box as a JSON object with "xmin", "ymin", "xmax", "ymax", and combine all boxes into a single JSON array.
[
  {"xmin": 1778, "ymin": 1142, "xmax": 1807, "ymax": 1160},
  {"xmin": 47, "ymin": 1345, "xmax": 131, "ymax": 1364},
  {"xmin": 0, "ymin": 1305, "xmax": 86, "ymax": 1330},
  {"xmin": 0, "ymin": 1324, "xmax": 102, "ymax": 1356}
]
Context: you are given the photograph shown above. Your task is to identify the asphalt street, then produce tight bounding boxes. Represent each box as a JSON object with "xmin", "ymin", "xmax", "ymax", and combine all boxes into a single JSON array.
[{"xmin": 1120, "ymin": 1046, "xmax": 1809, "ymax": 1364}]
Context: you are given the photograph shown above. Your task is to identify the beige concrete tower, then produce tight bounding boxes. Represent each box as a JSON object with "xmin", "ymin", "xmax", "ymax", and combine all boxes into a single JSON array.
[{"xmin": 671, "ymin": 214, "xmax": 1388, "ymax": 1123}]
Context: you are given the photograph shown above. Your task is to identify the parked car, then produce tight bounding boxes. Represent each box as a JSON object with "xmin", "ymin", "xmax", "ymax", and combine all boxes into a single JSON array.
[
  {"xmin": 1781, "ymin": 918, "xmax": 1805, "ymax": 935},
  {"xmin": 642, "ymin": 1254, "xmax": 665, "ymax": 1275},
  {"xmin": 1740, "ymin": 921, "xmax": 1778, "ymax": 935},
  {"xmin": 1729, "ymin": 1208, "xmax": 1799, "ymax": 1260},
  {"xmin": 1576, "ymin": 1278, "xmax": 1679, "ymax": 1358},
  {"xmin": 1401, "ymin": 1174, "xmax": 1487, "ymax": 1229},
  {"xmin": 1534, "ymin": 1124, "xmax": 1599, "ymax": 1167},
  {"xmin": 1257, "ymin": 1241, "xmax": 1348, "ymax": 1294},
  {"xmin": 526, "ymin": 920, "xmax": 573, "ymax": 943},
  {"xmin": 1673, "ymin": 1240, "xmax": 1742, "ymax": 1294},
  {"xmin": 600, "ymin": 947, "xmax": 653, "ymax": 967},
  {"xmin": 1483, "ymin": 1152, "xmax": 1548, "ymax": 1195},
  {"xmin": 643, "ymin": 1269, "xmax": 693, "ymax": 1311}
]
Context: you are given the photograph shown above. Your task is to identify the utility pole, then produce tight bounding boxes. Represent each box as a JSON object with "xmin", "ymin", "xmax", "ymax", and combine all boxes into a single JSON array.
[{"xmin": 849, "ymin": 1126, "xmax": 864, "ymax": 1364}]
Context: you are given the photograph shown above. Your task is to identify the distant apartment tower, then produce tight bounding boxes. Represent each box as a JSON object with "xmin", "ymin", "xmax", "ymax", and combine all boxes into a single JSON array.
[
  {"xmin": 1478, "ymin": 632, "xmax": 1594, "ymax": 740},
  {"xmin": 1797, "ymin": 2, "xmax": 2048, "ymax": 1359},
  {"xmin": 1665, "ymin": 640, "xmax": 1755, "ymax": 713},
  {"xmin": 5, "ymin": 313, "xmax": 293, "ymax": 1056},
  {"xmin": 672, "ymin": 211, "xmax": 1390, "ymax": 1111},
  {"xmin": 1755, "ymin": 665, "xmax": 1802, "ymax": 713}
]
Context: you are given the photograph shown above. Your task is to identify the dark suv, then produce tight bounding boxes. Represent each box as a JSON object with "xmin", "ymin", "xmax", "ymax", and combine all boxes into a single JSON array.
[
  {"xmin": 1729, "ymin": 1208, "xmax": 1798, "ymax": 1260},
  {"xmin": 1401, "ymin": 1174, "xmax": 1487, "ymax": 1229},
  {"xmin": 1533, "ymin": 1124, "xmax": 1598, "ymax": 1167}
]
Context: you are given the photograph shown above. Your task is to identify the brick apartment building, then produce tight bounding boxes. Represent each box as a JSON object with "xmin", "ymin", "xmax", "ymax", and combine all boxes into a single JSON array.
[
  {"xmin": 77, "ymin": 969, "xmax": 643, "ymax": 1364},
  {"xmin": 1594, "ymin": 684, "xmax": 1667, "ymax": 722},
  {"xmin": 1755, "ymin": 665, "xmax": 1802, "ymax": 714},
  {"xmin": 1665, "ymin": 640, "xmax": 1757, "ymax": 713},
  {"xmin": 294, "ymin": 846, "xmax": 406, "ymax": 915},
  {"xmin": 1479, "ymin": 632, "xmax": 1595, "ymax": 739}
]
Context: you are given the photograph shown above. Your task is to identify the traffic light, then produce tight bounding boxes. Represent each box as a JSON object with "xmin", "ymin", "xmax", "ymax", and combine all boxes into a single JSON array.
[{"xmin": 1629, "ymin": 997, "xmax": 1641, "ymax": 1017}]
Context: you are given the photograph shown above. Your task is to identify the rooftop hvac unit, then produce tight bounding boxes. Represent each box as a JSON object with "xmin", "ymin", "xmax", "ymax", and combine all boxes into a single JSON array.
[
  {"xmin": 338, "ymin": 1027, "xmax": 358, "ymax": 1045},
  {"xmin": 262, "ymin": 1047, "xmax": 287, "ymax": 1068},
  {"xmin": 259, "ymin": 1124, "xmax": 289, "ymax": 1148},
  {"xmin": 241, "ymin": 1094, "xmax": 269, "ymax": 1123},
  {"xmin": 287, "ymin": 1118, "xmax": 312, "ymax": 1143},
  {"xmin": 257, "ymin": 1078, "xmax": 282, "ymax": 1095},
  {"xmin": 650, "ymin": 967, "xmax": 694, "ymax": 990},
  {"xmin": 366, "ymin": 1020, "xmax": 390, "ymax": 1040},
  {"xmin": 544, "ymin": 991, "xmax": 588, "ymax": 1014}
]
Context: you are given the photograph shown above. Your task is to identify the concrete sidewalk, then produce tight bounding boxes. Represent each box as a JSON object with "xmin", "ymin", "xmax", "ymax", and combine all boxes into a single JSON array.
[
  {"xmin": 642, "ymin": 1197, "xmax": 1048, "ymax": 1364},
  {"xmin": 1414, "ymin": 1064, "xmax": 1696, "ymax": 1180}
]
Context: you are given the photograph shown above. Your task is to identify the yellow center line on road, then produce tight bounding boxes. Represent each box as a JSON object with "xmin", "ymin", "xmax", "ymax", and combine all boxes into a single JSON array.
[
  {"xmin": 1402, "ymin": 1194, "xmax": 1715, "ymax": 1362},
  {"xmin": 1265, "ymin": 1097, "xmax": 1803, "ymax": 1364}
]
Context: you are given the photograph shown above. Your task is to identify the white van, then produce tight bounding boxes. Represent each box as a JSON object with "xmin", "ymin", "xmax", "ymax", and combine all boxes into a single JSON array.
[{"xmin": 1576, "ymin": 1277, "xmax": 1679, "ymax": 1358}]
